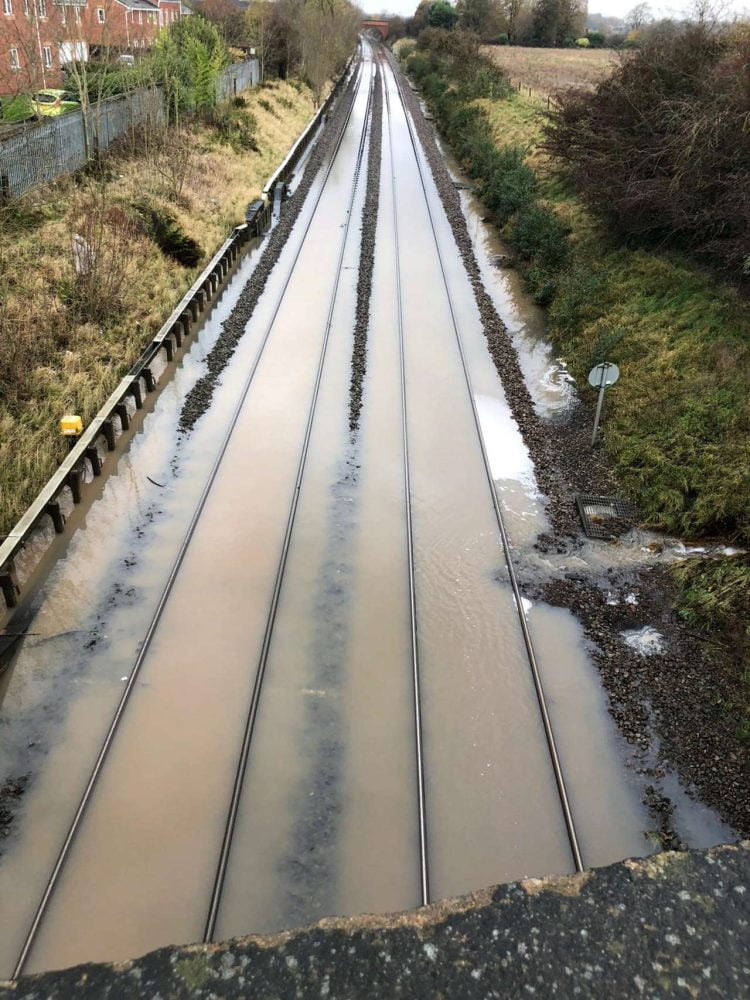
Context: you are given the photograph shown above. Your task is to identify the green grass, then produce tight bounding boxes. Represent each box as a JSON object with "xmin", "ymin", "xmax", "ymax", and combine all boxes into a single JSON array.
[{"xmin": 0, "ymin": 95, "xmax": 34, "ymax": 123}]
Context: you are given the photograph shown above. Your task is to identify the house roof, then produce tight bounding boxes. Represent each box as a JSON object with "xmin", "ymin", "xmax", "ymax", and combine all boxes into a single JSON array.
[{"xmin": 115, "ymin": 0, "xmax": 160, "ymax": 10}]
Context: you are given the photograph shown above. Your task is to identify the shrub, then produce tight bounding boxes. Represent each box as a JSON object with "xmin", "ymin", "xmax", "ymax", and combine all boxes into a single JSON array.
[
  {"xmin": 149, "ymin": 125, "xmax": 195, "ymax": 202},
  {"xmin": 575, "ymin": 37, "xmax": 590, "ymax": 46},
  {"xmin": 587, "ymin": 31, "xmax": 606, "ymax": 47},
  {"xmin": 428, "ymin": 0, "xmax": 458, "ymax": 29},
  {"xmin": 477, "ymin": 145, "xmax": 536, "ymax": 225},
  {"xmin": 458, "ymin": 61, "xmax": 511, "ymax": 100},
  {"xmin": 154, "ymin": 16, "xmax": 229, "ymax": 116},
  {"xmin": 398, "ymin": 42, "xmax": 416, "ymax": 61},
  {"xmin": 548, "ymin": 260, "xmax": 607, "ymax": 333},
  {"xmin": 511, "ymin": 203, "xmax": 568, "ymax": 269},
  {"xmin": 407, "ymin": 52, "xmax": 432, "ymax": 79},
  {"xmin": 508, "ymin": 203, "xmax": 569, "ymax": 303},
  {"xmin": 209, "ymin": 103, "xmax": 259, "ymax": 152},
  {"xmin": 65, "ymin": 188, "xmax": 141, "ymax": 323},
  {"xmin": 545, "ymin": 25, "xmax": 750, "ymax": 279},
  {"xmin": 422, "ymin": 71, "xmax": 449, "ymax": 103}
]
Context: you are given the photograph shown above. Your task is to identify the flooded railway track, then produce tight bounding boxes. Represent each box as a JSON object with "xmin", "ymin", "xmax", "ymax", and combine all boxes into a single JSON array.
[
  {"xmin": 6, "ymin": 50, "xmax": 377, "ymax": 979},
  {"xmin": 0, "ymin": 40, "xmax": 652, "ymax": 980},
  {"xmin": 381, "ymin": 53, "xmax": 583, "ymax": 877}
]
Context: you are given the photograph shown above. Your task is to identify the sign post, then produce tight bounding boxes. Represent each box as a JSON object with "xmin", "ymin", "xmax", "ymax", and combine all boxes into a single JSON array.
[{"xmin": 587, "ymin": 362, "xmax": 620, "ymax": 446}]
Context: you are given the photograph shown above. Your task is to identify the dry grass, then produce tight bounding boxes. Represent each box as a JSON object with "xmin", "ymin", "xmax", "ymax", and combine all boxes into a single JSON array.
[
  {"xmin": 482, "ymin": 45, "xmax": 619, "ymax": 100},
  {"xmin": 0, "ymin": 80, "xmax": 314, "ymax": 535}
]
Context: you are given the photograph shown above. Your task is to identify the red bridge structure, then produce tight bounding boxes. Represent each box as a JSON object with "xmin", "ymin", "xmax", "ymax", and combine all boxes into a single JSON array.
[{"xmin": 361, "ymin": 19, "xmax": 390, "ymax": 39}]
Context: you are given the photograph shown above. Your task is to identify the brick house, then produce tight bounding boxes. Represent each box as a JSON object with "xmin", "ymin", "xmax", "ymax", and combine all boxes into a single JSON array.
[{"xmin": 0, "ymin": 0, "xmax": 185, "ymax": 95}]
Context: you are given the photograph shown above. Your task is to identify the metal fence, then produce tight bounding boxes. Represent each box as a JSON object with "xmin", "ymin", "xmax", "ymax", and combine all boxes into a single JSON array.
[
  {"xmin": 0, "ymin": 59, "xmax": 260, "ymax": 201},
  {"xmin": 218, "ymin": 59, "xmax": 260, "ymax": 101}
]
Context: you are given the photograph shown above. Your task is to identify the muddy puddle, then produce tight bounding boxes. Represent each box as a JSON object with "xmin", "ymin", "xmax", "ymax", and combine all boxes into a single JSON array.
[{"xmin": 424, "ymin": 129, "xmax": 572, "ymax": 426}]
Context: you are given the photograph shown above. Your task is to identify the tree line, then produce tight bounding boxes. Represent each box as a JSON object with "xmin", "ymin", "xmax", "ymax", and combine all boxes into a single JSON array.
[
  {"xmin": 198, "ymin": 0, "xmax": 359, "ymax": 103},
  {"xmin": 389, "ymin": 0, "xmax": 588, "ymax": 47},
  {"xmin": 385, "ymin": 0, "xmax": 745, "ymax": 48}
]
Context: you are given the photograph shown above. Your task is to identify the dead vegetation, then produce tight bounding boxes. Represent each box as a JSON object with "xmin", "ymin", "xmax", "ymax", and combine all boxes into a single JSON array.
[{"xmin": 0, "ymin": 79, "xmax": 313, "ymax": 536}]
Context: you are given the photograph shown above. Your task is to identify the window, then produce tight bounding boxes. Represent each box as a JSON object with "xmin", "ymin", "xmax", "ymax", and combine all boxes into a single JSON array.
[
  {"xmin": 23, "ymin": 0, "xmax": 29, "ymax": 14},
  {"xmin": 137, "ymin": 10, "xmax": 141, "ymax": 22},
  {"xmin": 3, "ymin": 0, "xmax": 12, "ymax": 15},
  {"xmin": 42, "ymin": 44, "xmax": 51, "ymax": 66},
  {"xmin": 73, "ymin": 4, "xmax": 80, "ymax": 20},
  {"xmin": 97, "ymin": 6, "xmax": 104, "ymax": 20},
  {"xmin": 9, "ymin": 47, "xmax": 19, "ymax": 68}
]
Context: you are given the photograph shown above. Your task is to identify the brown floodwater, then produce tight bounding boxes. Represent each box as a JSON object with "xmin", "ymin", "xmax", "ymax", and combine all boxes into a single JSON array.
[{"xmin": 0, "ymin": 48, "xmax": 700, "ymax": 980}]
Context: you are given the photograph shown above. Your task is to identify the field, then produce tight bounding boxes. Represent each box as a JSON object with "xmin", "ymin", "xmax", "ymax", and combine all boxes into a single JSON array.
[{"xmin": 482, "ymin": 45, "xmax": 619, "ymax": 97}]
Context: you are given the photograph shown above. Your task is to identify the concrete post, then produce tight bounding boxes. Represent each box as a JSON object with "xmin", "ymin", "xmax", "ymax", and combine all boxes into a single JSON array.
[
  {"xmin": 45, "ymin": 499, "xmax": 65, "ymax": 534},
  {"xmin": 67, "ymin": 467, "xmax": 83, "ymax": 503},
  {"xmin": 103, "ymin": 419, "xmax": 117, "ymax": 451},
  {"xmin": 115, "ymin": 402, "xmax": 130, "ymax": 431},
  {"xmin": 0, "ymin": 560, "xmax": 20, "ymax": 609},
  {"xmin": 85, "ymin": 445, "xmax": 102, "ymax": 476}
]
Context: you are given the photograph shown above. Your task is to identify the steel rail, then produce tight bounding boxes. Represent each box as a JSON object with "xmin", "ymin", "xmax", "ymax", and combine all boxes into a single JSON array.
[
  {"xmin": 381, "ymin": 61, "xmax": 430, "ymax": 908},
  {"xmin": 10, "ymin": 54, "xmax": 369, "ymax": 983},
  {"xmin": 383, "ymin": 52, "xmax": 585, "ymax": 874},
  {"xmin": 203, "ymin": 53, "xmax": 377, "ymax": 942}
]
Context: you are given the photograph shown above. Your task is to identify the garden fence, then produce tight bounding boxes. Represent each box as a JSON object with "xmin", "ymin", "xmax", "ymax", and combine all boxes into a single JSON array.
[{"xmin": 0, "ymin": 59, "xmax": 260, "ymax": 201}]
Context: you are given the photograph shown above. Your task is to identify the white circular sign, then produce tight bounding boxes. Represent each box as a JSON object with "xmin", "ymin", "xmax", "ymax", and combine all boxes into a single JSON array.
[{"xmin": 588, "ymin": 362, "xmax": 620, "ymax": 389}]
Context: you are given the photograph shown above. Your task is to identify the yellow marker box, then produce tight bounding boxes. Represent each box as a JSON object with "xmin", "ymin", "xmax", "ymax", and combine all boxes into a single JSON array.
[{"xmin": 59, "ymin": 415, "xmax": 83, "ymax": 438}]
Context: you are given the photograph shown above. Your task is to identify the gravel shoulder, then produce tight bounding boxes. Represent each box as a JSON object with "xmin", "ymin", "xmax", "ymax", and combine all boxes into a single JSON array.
[
  {"xmin": 349, "ymin": 65, "xmax": 382, "ymax": 432},
  {"xmin": 387, "ymin": 49, "xmax": 749, "ymax": 839}
]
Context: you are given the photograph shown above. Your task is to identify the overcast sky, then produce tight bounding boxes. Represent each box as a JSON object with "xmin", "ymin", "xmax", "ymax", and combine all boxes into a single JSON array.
[{"xmin": 367, "ymin": 0, "xmax": 749, "ymax": 22}]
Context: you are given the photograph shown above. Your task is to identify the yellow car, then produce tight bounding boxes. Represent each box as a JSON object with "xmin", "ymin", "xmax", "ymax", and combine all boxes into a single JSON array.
[{"xmin": 30, "ymin": 89, "xmax": 80, "ymax": 117}]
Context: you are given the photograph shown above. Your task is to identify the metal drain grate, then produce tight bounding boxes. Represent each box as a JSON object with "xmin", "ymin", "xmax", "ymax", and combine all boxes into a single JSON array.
[{"xmin": 576, "ymin": 494, "xmax": 637, "ymax": 540}]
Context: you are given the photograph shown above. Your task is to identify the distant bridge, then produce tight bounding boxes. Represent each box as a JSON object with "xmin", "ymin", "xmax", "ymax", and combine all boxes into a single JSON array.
[{"xmin": 361, "ymin": 19, "xmax": 389, "ymax": 39}]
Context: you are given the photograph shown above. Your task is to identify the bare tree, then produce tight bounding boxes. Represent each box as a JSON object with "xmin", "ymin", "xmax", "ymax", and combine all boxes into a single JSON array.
[
  {"xmin": 626, "ymin": 2, "xmax": 653, "ymax": 29},
  {"xmin": 688, "ymin": 0, "xmax": 731, "ymax": 27},
  {"xmin": 245, "ymin": 0, "xmax": 280, "ymax": 82},
  {"xmin": 498, "ymin": 0, "xmax": 529, "ymax": 40},
  {"xmin": 298, "ymin": 0, "xmax": 358, "ymax": 106}
]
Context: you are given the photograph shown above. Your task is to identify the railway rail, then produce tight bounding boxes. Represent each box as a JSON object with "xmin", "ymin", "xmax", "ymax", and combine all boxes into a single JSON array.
[{"xmin": 9, "ymin": 48, "xmax": 374, "ymax": 981}]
